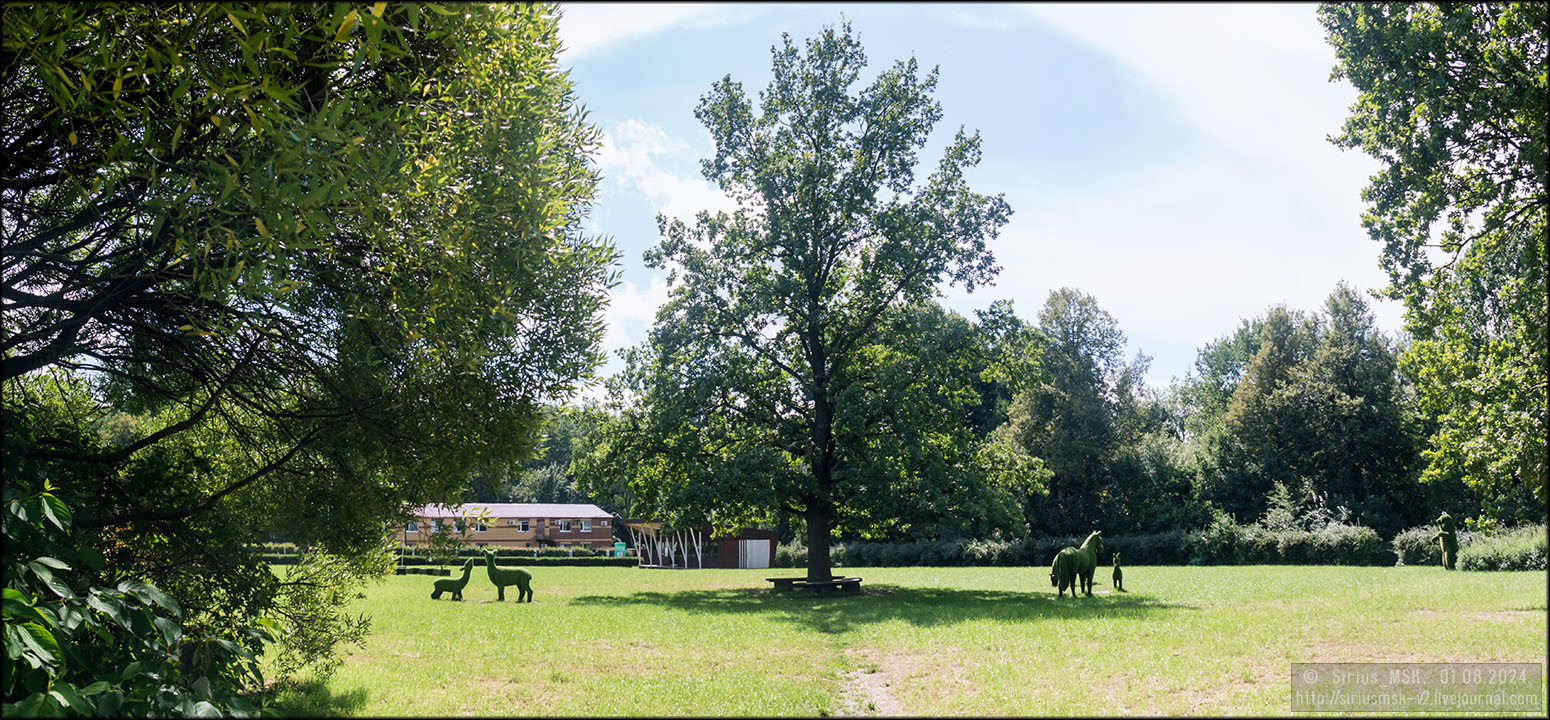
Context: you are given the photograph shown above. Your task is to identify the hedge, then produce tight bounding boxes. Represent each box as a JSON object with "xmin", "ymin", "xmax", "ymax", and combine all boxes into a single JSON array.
[
  {"xmin": 1457, "ymin": 526, "xmax": 1547, "ymax": 571},
  {"xmin": 394, "ymin": 567, "xmax": 452, "ymax": 576},
  {"xmin": 1391, "ymin": 525, "xmax": 1477, "ymax": 567},
  {"xmin": 776, "ymin": 523, "xmax": 1394, "ymax": 568}
]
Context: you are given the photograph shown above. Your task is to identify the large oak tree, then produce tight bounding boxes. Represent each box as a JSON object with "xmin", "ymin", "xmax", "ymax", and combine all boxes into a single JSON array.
[{"xmin": 575, "ymin": 23, "xmax": 1034, "ymax": 581}]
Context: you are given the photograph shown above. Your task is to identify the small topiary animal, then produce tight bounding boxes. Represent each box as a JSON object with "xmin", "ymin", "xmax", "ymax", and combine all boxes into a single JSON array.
[
  {"xmin": 482, "ymin": 549, "xmax": 533, "ymax": 602},
  {"xmin": 1050, "ymin": 531, "xmax": 1104, "ymax": 598},
  {"xmin": 1112, "ymin": 551, "xmax": 1125, "ymax": 592},
  {"xmin": 1432, "ymin": 512, "xmax": 1459, "ymax": 570},
  {"xmin": 431, "ymin": 559, "xmax": 475, "ymax": 601}
]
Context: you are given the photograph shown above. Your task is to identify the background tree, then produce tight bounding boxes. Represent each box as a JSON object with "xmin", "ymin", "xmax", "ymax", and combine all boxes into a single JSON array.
[
  {"xmin": 3, "ymin": 1, "xmax": 614, "ymax": 686},
  {"xmin": 1320, "ymin": 2, "xmax": 1548, "ymax": 515},
  {"xmin": 574, "ymin": 22, "xmax": 1025, "ymax": 582},
  {"xmin": 1001, "ymin": 288, "xmax": 1161, "ymax": 535}
]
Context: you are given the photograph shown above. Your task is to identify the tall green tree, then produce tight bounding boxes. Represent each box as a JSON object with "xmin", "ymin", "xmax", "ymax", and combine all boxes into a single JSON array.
[
  {"xmin": 1320, "ymin": 2, "xmax": 1548, "ymax": 514},
  {"xmin": 3, "ymin": 1, "xmax": 614, "ymax": 682},
  {"xmin": 1210, "ymin": 306, "xmax": 1320, "ymax": 520},
  {"xmin": 1198, "ymin": 287, "xmax": 1434, "ymax": 533},
  {"xmin": 1004, "ymin": 288, "xmax": 1154, "ymax": 534},
  {"xmin": 575, "ymin": 22, "xmax": 1024, "ymax": 581}
]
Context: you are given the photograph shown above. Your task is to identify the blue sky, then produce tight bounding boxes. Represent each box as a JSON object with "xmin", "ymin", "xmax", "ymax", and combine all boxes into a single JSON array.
[{"xmin": 555, "ymin": 2, "xmax": 1401, "ymax": 393}]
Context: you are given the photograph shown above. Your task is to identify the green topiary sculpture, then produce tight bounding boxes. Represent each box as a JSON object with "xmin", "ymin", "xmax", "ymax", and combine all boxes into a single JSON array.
[
  {"xmin": 432, "ymin": 559, "xmax": 475, "ymax": 601},
  {"xmin": 1112, "ymin": 551, "xmax": 1125, "ymax": 592},
  {"xmin": 1432, "ymin": 512, "xmax": 1459, "ymax": 570},
  {"xmin": 482, "ymin": 549, "xmax": 533, "ymax": 602},
  {"xmin": 1050, "ymin": 531, "xmax": 1104, "ymax": 598}
]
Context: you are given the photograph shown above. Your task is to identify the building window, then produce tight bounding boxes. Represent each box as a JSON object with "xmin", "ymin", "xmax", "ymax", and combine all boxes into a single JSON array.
[
  {"xmin": 507, "ymin": 519, "xmax": 517, "ymax": 526},
  {"xmin": 560, "ymin": 520, "xmax": 572, "ymax": 532},
  {"xmin": 580, "ymin": 520, "xmax": 592, "ymax": 532},
  {"xmin": 406, "ymin": 521, "xmax": 418, "ymax": 533},
  {"xmin": 476, "ymin": 521, "xmax": 487, "ymax": 532},
  {"xmin": 599, "ymin": 519, "xmax": 609, "ymax": 527},
  {"xmin": 517, "ymin": 520, "xmax": 530, "ymax": 532},
  {"xmin": 454, "ymin": 520, "xmax": 465, "ymax": 533}
]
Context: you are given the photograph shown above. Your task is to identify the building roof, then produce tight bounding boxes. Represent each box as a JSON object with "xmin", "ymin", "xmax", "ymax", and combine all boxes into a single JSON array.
[{"xmin": 409, "ymin": 503, "xmax": 613, "ymax": 519}]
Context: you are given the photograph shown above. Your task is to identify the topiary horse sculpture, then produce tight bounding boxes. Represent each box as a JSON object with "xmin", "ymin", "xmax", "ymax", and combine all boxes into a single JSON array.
[
  {"xmin": 1112, "ymin": 551, "xmax": 1125, "ymax": 592},
  {"xmin": 482, "ymin": 549, "xmax": 533, "ymax": 602},
  {"xmin": 1432, "ymin": 512, "xmax": 1459, "ymax": 570},
  {"xmin": 431, "ymin": 559, "xmax": 475, "ymax": 601},
  {"xmin": 1050, "ymin": 531, "xmax": 1104, "ymax": 598}
]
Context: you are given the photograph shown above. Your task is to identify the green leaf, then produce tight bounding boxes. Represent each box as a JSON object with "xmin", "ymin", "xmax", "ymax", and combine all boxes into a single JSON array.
[
  {"xmin": 40, "ymin": 493, "xmax": 70, "ymax": 531},
  {"xmin": 53, "ymin": 685, "xmax": 94, "ymax": 715},
  {"xmin": 334, "ymin": 9, "xmax": 359, "ymax": 42},
  {"xmin": 153, "ymin": 615, "xmax": 183, "ymax": 646},
  {"xmin": 32, "ymin": 556, "xmax": 70, "ymax": 572},
  {"xmin": 119, "ymin": 580, "xmax": 180, "ymax": 615},
  {"xmin": 79, "ymin": 681, "xmax": 112, "ymax": 696},
  {"xmin": 28, "ymin": 562, "xmax": 75, "ymax": 599},
  {"xmin": 96, "ymin": 691, "xmax": 125, "ymax": 716},
  {"xmin": 20, "ymin": 621, "xmax": 59, "ymax": 664},
  {"xmin": 10, "ymin": 692, "xmax": 52, "ymax": 717},
  {"xmin": 2, "ymin": 588, "xmax": 45, "ymax": 625}
]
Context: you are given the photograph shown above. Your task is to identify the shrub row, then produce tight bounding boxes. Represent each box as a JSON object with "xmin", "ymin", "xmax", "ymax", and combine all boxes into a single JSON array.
[
  {"xmin": 409, "ymin": 556, "xmax": 638, "ymax": 568},
  {"xmin": 395, "ymin": 567, "xmax": 452, "ymax": 576},
  {"xmin": 398, "ymin": 546, "xmax": 618, "ymax": 559},
  {"xmin": 1390, "ymin": 525, "xmax": 1477, "ymax": 566},
  {"xmin": 776, "ymin": 523, "xmax": 1395, "ymax": 568},
  {"xmin": 1458, "ymin": 525, "xmax": 1547, "ymax": 571}
]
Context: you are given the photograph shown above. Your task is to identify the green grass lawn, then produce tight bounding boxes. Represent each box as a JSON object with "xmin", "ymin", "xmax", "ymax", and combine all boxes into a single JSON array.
[{"xmin": 266, "ymin": 565, "xmax": 1547, "ymax": 716}]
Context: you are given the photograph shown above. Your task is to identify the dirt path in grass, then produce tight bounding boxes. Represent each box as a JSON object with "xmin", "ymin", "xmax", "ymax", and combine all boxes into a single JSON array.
[{"xmin": 838, "ymin": 648, "xmax": 903, "ymax": 716}]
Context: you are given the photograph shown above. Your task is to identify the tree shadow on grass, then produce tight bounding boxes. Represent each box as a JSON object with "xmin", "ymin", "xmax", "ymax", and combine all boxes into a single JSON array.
[
  {"xmin": 570, "ymin": 583, "xmax": 1194, "ymax": 635},
  {"xmin": 262, "ymin": 678, "xmax": 370, "ymax": 718}
]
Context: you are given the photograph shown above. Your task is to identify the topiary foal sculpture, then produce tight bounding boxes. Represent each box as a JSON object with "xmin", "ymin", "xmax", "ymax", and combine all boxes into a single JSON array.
[
  {"xmin": 1050, "ymin": 531, "xmax": 1104, "ymax": 598},
  {"xmin": 482, "ymin": 549, "xmax": 533, "ymax": 602},
  {"xmin": 431, "ymin": 559, "xmax": 475, "ymax": 601}
]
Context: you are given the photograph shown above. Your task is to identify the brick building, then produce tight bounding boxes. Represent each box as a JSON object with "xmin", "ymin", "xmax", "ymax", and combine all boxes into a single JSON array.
[{"xmin": 396, "ymin": 503, "xmax": 615, "ymax": 551}]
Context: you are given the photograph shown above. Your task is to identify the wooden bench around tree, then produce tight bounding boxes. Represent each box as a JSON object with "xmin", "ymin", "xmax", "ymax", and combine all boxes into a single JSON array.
[{"xmin": 767, "ymin": 577, "xmax": 862, "ymax": 595}]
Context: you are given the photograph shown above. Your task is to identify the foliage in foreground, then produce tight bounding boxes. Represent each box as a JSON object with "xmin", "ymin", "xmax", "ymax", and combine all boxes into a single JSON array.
[
  {"xmin": 3, "ymin": 481, "xmax": 269, "ymax": 716},
  {"xmin": 3, "ymin": 0, "xmax": 614, "ymax": 695}
]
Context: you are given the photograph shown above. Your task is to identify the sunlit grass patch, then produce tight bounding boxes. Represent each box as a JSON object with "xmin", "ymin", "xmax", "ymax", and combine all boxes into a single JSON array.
[{"xmin": 265, "ymin": 565, "xmax": 1547, "ymax": 716}]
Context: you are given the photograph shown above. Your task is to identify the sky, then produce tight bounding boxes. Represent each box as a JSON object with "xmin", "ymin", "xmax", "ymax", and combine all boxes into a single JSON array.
[{"xmin": 553, "ymin": 2, "xmax": 1403, "ymax": 393}]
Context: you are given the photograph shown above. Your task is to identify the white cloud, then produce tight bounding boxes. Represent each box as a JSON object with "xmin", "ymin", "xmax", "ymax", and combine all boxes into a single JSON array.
[
  {"xmin": 556, "ymin": 3, "xmax": 762, "ymax": 61},
  {"xmin": 1014, "ymin": 3, "xmax": 1374, "ymax": 190},
  {"xmin": 602, "ymin": 273, "xmax": 671, "ymax": 356},
  {"xmin": 952, "ymin": 3, "xmax": 1403, "ymax": 386},
  {"xmin": 594, "ymin": 119, "xmax": 739, "ymax": 222}
]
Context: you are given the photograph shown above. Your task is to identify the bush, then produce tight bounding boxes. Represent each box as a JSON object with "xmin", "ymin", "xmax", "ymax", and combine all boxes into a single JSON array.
[
  {"xmin": 772, "ymin": 523, "xmax": 1394, "ymax": 569},
  {"xmin": 4, "ymin": 481, "xmax": 269, "ymax": 716},
  {"xmin": 1391, "ymin": 525, "xmax": 1477, "ymax": 567},
  {"xmin": 1457, "ymin": 526, "xmax": 1547, "ymax": 571},
  {"xmin": 482, "ymin": 556, "xmax": 636, "ymax": 568},
  {"xmin": 774, "ymin": 541, "xmax": 807, "ymax": 569}
]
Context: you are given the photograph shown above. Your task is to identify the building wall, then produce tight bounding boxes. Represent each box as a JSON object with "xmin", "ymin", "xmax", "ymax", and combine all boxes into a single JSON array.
[{"xmin": 397, "ymin": 515, "xmax": 614, "ymax": 550}]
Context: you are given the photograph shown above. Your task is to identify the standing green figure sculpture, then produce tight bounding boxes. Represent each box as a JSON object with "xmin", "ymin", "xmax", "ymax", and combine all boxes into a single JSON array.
[
  {"xmin": 431, "ymin": 559, "xmax": 475, "ymax": 601},
  {"xmin": 1050, "ymin": 531, "xmax": 1104, "ymax": 598},
  {"xmin": 1112, "ymin": 552, "xmax": 1125, "ymax": 592},
  {"xmin": 1432, "ymin": 512, "xmax": 1459, "ymax": 570},
  {"xmin": 482, "ymin": 549, "xmax": 533, "ymax": 602}
]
